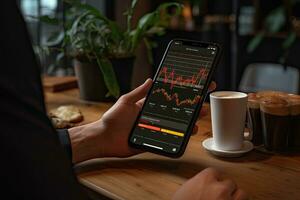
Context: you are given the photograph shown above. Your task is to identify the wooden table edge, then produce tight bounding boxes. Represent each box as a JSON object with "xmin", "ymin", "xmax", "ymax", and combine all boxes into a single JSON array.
[{"xmin": 79, "ymin": 178, "xmax": 124, "ymax": 200}]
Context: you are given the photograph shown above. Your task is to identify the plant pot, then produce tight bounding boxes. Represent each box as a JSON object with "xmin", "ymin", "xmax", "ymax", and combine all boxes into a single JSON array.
[
  {"xmin": 74, "ymin": 57, "xmax": 135, "ymax": 102},
  {"xmin": 110, "ymin": 57, "xmax": 135, "ymax": 95},
  {"xmin": 74, "ymin": 60, "xmax": 108, "ymax": 101}
]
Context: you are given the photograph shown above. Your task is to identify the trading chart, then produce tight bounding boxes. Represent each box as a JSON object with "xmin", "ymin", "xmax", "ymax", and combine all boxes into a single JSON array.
[
  {"xmin": 130, "ymin": 41, "xmax": 217, "ymax": 153},
  {"xmin": 152, "ymin": 87, "xmax": 201, "ymax": 107}
]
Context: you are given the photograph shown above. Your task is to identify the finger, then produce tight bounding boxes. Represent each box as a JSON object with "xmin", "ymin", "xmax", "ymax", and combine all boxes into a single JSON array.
[
  {"xmin": 193, "ymin": 82, "xmax": 216, "ymax": 122},
  {"xmin": 232, "ymin": 189, "xmax": 249, "ymax": 200},
  {"xmin": 128, "ymin": 147, "xmax": 145, "ymax": 156},
  {"xmin": 220, "ymin": 179, "xmax": 237, "ymax": 195},
  {"xmin": 195, "ymin": 105, "xmax": 209, "ymax": 122},
  {"xmin": 192, "ymin": 125, "xmax": 198, "ymax": 135},
  {"xmin": 199, "ymin": 168, "xmax": 222, "ymax": 182},
  {"xmin": 136, "ymin": 98, "xmax": 146, "ymax": 109},
  {"xmin": 199, "ymin": 106, "xmax": 208, "ymax": 117},
  {"xmin": 208, "ymin": 81, "xmax": 217, "ymax": 92},
  {"xmin": 120, "ymin": 79, "xmax": 152, "ymax": 104}
]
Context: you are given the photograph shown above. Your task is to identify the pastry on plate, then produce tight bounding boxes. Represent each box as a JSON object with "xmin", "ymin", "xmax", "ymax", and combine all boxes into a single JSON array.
[
  {"xmin": 50, "ymin": 105, "xmax": 83, "ymax": 123},
  {"xmin": 50, "ymin": 117, "xmax": 74, "ymax": 129}
]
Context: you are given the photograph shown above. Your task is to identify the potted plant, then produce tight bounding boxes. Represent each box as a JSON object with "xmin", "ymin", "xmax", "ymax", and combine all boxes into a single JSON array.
[
  {"xmin": 247, "ymin": 1, "xmax": 298, "ymax": 64},
  {"xmin": 42, "ymin": 0, "xmax": 182, "ymax": 101}
]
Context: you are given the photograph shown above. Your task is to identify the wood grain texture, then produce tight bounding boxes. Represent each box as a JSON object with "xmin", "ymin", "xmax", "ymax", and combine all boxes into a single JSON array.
[
  {"xmin": 45, "ymin": 89, "xmax": 113, "ymax": 125},
  {"xmin": 43, "ymin": 76, "xmax": 78, "ymax": 92},
  {"xmin": 45, "ymin": 88, "xmax": 300, "ymax": 200}
]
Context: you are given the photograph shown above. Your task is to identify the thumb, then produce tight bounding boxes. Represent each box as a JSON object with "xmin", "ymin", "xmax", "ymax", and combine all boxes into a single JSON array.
[{"xmin": 120, "ymin": 78, "xmax": 152, "ymax": 103}]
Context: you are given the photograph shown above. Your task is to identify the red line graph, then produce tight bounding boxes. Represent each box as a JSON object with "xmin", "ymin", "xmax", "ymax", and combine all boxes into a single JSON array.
[
  {"xmin": 152, "ymin": 88, "xmax": 201, "ymax": 106},
  {"xmin": 158, "ymin": 66, "xmax": 208, "ymax": 89}
]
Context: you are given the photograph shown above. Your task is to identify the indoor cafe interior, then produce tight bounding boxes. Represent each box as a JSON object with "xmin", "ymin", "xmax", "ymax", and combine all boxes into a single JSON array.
[{"xmin": 2, "ymin": 0, "xmax": 300, "ymax": 200}]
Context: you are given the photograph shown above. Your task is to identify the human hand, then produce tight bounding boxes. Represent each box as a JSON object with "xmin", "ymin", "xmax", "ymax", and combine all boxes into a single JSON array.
[
  {"xmin": 68, "ymin": 79, "xmax": 152, "ymax": 163},
  {"xmin": 199, "ymin": 81, "xmax": 216, "ymax": 116},
  {"xmin": 98, "ymin": 79, "xmax": 216, "ymax": 157},
  {"xmin": 192, "ymin": 81, "xmax": 216, "ymax": 135},
  {"xmin": 173, "ymin": 168, "xmax": 249, "ymax": 200},
  {"xmin": 69, "ymin": 79, "xmax": 216, "ymax": 163},
  {"xmin": 94, "ymin": 78, "xmax": 154, "ymax": 158}
]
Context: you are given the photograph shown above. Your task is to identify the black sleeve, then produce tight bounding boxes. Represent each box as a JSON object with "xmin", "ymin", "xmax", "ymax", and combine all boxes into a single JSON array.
[
  {"xmin": 0, "ymin": 1, "xmax": 88, "ymax": 200},
  {"xmin": 57, "ymin": 129, "xmax": 73, "ymax": 161}
]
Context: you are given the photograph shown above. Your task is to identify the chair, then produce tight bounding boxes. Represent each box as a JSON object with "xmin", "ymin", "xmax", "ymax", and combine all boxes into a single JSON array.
[{"xmin": 239, "ymin": 63, "xmax": 300, "ymax": 94}]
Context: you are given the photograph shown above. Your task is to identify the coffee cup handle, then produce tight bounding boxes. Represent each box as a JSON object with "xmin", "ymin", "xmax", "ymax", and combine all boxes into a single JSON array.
[{"xmin": 244, "ymin": 131, "xmax": 252, "ymax": 141}]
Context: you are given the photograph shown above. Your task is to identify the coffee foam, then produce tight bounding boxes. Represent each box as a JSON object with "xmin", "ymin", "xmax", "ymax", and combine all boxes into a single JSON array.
[
  {"xmin": 256, "ymin": 91, "xmax": 287, "ymax": 99},
  {"xmin": 247, "ymin": 93, "xmax": 260, "ymax": 109},
  {"xmin": 288, "ymin": 94, "xmax": 300, "ymax": 116},
  {"xmin": 210, "ymin": 91, "xmax": 247, "ymax": 99},
  {"xmin": 260, "ymin": 96, "xmax": 290, "ymax": 116}
]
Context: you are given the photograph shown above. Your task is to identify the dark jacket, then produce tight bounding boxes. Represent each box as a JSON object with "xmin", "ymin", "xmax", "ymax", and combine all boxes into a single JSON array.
[{"xmin": 0, "ymin": 1, "xmax": 88, "ymax": 199}]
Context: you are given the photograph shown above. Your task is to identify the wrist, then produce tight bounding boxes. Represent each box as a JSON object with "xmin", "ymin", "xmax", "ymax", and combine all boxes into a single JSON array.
[{"xmin": 68, "ymin": 121, "xmax": 106, "ymax": 164}]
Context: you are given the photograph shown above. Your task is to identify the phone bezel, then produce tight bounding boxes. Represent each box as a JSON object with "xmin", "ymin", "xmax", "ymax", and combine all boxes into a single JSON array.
[{"xmin": 128, "ymin": 38, "xmax": 222, "ymax": 158}]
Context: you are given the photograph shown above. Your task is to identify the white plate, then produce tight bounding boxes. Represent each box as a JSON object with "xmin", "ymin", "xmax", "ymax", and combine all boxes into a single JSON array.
[{"xmin": 202, "ymin": 138, "xmax": 254, "ymax": 158}]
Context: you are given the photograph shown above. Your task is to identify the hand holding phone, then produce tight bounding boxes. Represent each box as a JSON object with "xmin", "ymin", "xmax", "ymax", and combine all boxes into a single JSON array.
[{"xmin": 129, "ymin": 39, "xmax": 222, "ymax": 157}]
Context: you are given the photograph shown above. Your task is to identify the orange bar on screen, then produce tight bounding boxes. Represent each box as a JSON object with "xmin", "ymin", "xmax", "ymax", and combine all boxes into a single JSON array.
[{"xmin": 138, "ymin": 123, "xmax": 161, "ymax": 131}]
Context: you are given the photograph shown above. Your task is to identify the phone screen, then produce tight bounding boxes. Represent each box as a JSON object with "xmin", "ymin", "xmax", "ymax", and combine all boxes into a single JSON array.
[{"xmin": 129, "ymin": 40, "xmax": 219, "ymax": 156}]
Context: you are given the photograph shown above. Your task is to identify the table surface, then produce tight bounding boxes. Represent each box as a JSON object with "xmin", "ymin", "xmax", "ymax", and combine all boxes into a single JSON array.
[{"xmin": 45, "ymin": 89, "xmax": 300, "ymax": 200}]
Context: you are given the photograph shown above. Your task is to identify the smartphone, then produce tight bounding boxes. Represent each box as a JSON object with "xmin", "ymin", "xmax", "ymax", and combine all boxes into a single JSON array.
[{"xmin": 128, "ymin": 39, "xmax": 222, "ymax": 157}]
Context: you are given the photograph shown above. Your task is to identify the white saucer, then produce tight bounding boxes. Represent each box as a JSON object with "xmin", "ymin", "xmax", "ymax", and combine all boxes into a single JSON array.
[{"xmin": 202, "ymin": 138, "xmax": 254, "ymax": 158}]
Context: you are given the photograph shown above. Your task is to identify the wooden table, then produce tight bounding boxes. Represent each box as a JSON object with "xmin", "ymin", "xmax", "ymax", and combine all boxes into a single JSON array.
[{"xmin": 45, "ymin": 89, "xmax": 300, "ymax": 200}]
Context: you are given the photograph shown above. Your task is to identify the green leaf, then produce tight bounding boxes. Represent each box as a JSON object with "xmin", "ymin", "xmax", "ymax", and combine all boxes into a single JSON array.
[
  {"xmin": 46, "ymin": 31, "xmax": 65, "ymax": 46},
  {"xmin": 282, "ymin": 32, "xmax": 296, "ymax": 49},
  {"xmin": 39, "ymin": 15, "xmax": 60, "ymax": 25},
  {"xmin": 247, "ymin": 32, "xmax": 264, "ymax": 53},
  {"xmin": 130, "ymin": 13, "xmax": 155, "ymax": 52},
  {"xmin": 137, "ymin": 13, "xmax": 157, "ymax": 30},
  {"xmin": 67, "ymin": 11, "xmax": 96, "ymax": 51},
  {"xmin": 33, "ymin": 45, "xmax": 50, "ymax": 57},
  {"xmin": 95, "ymin": 57, "xmax": 120, "ymax": 98},
  {"xmin": 143, "ymin": 38, "xmax": 154, "ymax": 65},
  {"xmin": 125, "ymin": 0, "xmax": 139, "ymax": 33},
  {"xmin": 43, "ymin": 0, "xmax": 183, "ymax": 72},
  {"xmin": 55, "ymin": 51, "xmax": 65, "ymax": 65},
  {"xmin": 68, "ymin": 11, "xmax": 89, "ymax": 39},
  {"xmin": 131, "ymin": 2, "xmax": 182, "ymax": 52},
  {"xmin": 158, "ymin": 2, "xmax": 183, "ymax": 16},
  {"xmin": 106, "ymin": 21, "xmax": 123, "ymax": 43},
  {"xmin": 264, "ymin": 6, "xmax": 285, "ymax": 33},
  {"xmin": 80, "ymin": 4, "xmax": 122, "ymax": 49},
  {"xmin": 124, "ymin": 0, "xmax": 139, "ymax": 15},
  {"xmin": 145, "ymin": 27, "xmax": 165, "ymax": 36},
  {"xmin": 75, "ymin": 2, "xmax": 123, "ymax": 42},
  {"xmin": 77, "ymin": 3, "xmax": 106, "ymax": 21},
  {"xmin": 131, "ymin": 0, "xmax": 139, "ymax": 10}
]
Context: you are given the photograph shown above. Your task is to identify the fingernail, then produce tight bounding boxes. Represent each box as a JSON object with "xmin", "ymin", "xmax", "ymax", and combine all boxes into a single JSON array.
[{"xmin": 144, "ymin": 78, "xmax": 152, "ymax": 84}]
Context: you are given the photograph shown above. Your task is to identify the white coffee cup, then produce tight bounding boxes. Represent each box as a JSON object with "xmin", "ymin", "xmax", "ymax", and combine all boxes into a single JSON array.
[{"xmin": 210, "ymin": 91, "xmax": 251, "ymax": 151}]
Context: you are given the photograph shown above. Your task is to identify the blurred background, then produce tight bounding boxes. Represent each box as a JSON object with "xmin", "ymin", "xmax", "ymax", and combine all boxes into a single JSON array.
[{"xmin": 17, "ymin": 0, "xmax": 300, "ymax": 97}]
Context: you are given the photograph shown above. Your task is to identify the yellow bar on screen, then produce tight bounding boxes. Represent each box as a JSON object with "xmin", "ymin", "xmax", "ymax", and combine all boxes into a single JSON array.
[{"xmin": 161, "ymin": 128, "xmax": 184, "ymax": 137}]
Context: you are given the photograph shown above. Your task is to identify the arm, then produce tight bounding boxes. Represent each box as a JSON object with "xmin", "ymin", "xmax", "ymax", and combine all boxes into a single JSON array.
[
  {"xmin": 67, "ymin": 79, "xmax": 216, "ymax": 164},
  {"xmin": 173, "ymin": 168, "xmax": 249, "ymax": 200},
  {"xmin": 57, "ymin": 129, "xmax": 73, "ymax": 160},
  {"xmin": 68, "ymin": 79, "xmax": 153, "ymax": 164},
  {"xmin": 0, "ymin": 2, "xmax": 88, "ymax": 199},
  {"xmin": 66, "ymin": 80, "xmax": 248, "ymax": 200}
]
